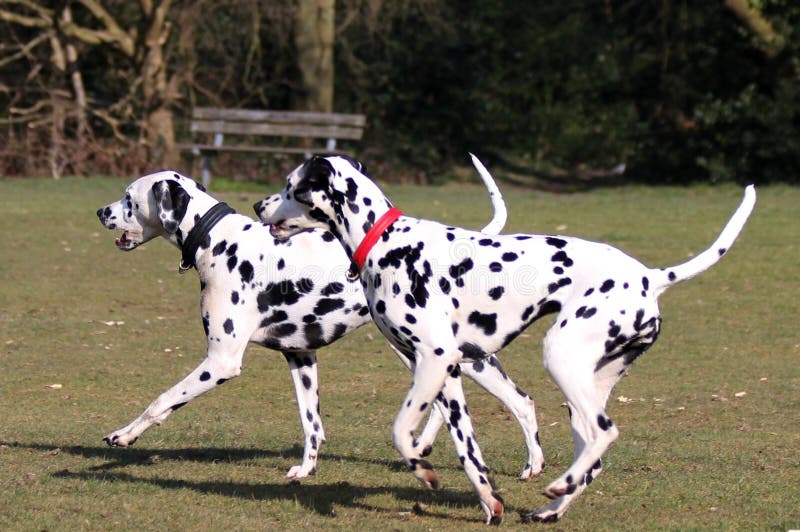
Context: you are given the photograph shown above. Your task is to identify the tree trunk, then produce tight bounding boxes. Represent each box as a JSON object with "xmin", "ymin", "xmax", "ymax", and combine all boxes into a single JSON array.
[
  {"xmin": 294, "ymin": 0, "xmax": 335, "ymax": 112},
  {"xmin": 49, "ymin": 94, "xmax": 65, "ymax": 179},
  {"xmin": 62, "ymin": 7, "xmax": 88, "ymax": 142},
  {"xmin": 141, "ymin": 0, "xmax": 178, "ymax": 169}
]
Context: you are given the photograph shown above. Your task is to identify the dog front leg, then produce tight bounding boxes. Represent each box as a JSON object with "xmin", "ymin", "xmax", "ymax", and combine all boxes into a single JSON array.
[
  {"xmin": 392, "ymin": 348, "xmax": 455, "ymax": 492},
  {"xmin": 388, "ymin": 344, "xmax": 445, "ymax": 458},
  {"xmin": 282, "ymin": 350, "xmax": 325, "ymax": 480},
  {"xmin": 103, "ymin": 344, "xmax": 245, "ymax": 447},
  {"xmin": 415, "ymin": 407, "xmax": 445, "ymax": 458}
]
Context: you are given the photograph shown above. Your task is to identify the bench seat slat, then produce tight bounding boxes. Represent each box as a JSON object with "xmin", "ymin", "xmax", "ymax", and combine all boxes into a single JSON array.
[
  {"xmin": 191, "ymin": 107, "xmax": 366, "ymax": 127},
  {"xmin": 189, "ymin": 120, "xmax": 364, "ymax": 140},
  {"xmin": 180, "ymin": 107, "xmax": 365, "ymax": 185},
  {"xmin": 177, "ymin": 143, "xmax": 351, "ymax": 155}
]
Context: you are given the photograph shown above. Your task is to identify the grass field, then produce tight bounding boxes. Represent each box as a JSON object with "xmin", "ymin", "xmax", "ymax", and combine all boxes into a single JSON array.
[{"xmin": 0, "ymin": 175, "xmax": 798, "ymax": 530}]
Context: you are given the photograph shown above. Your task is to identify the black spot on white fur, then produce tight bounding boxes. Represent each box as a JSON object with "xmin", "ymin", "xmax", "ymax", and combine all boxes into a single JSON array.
[{"xmin": 468, "ymin": 311, "xmax": 498, "ymax": 335}]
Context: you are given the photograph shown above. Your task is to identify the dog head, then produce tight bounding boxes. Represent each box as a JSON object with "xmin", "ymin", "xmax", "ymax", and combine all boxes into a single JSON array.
[
  {"xmin": 96, "ymin": 171, "xmax": 207, "ymax": 251},
  {"xmin": 256, "ymin": 155, "xmax": 386, "ymax": 241}
]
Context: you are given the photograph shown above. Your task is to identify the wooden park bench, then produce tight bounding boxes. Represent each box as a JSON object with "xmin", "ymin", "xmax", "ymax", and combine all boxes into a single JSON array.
[{"xmin": 177, "ymin": 107, "xmax": 366, "ymax": 185}]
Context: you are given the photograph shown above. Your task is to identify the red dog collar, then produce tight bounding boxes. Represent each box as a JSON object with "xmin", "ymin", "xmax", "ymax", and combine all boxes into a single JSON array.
[{"xmin": 347, "ymin": 207, "xmax": 403, "ymax": 279}]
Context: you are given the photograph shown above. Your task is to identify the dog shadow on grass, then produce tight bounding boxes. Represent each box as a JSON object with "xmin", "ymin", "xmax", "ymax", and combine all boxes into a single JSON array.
[
  {"xmin": 11, "ymin": 440, "xmax": 453, "ymax": 473},
  {"xmin": 5, "ymin": 440, "xmax": 504, "ymax": 522}
]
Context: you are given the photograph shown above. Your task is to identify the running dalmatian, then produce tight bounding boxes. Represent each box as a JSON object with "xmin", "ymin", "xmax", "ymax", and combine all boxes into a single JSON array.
[
  {"xmin": 261, "ymin": 154, "xmax": 756, "ymax": 524},
  {"xmin": 96, "ymin": 161, "xmax": 546, "ymax": 484}
]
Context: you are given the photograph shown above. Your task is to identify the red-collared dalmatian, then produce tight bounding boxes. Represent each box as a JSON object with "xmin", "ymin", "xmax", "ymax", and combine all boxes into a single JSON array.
[
  {"xmin": 262, "ymin": 155, "xmax": 756, "ymax": 524},
  {"xmin": 96, "ymin": 164, "xmax": 546, "ymax": 484}
]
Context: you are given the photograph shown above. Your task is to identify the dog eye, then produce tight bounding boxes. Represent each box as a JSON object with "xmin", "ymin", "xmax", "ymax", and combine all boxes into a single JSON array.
[{"xmin": 293, "ymin": 187, "xmax": 315, "ymax": 206}]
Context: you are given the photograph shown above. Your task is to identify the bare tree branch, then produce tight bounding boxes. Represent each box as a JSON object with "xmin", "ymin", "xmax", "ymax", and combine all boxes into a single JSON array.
[
  {"xmin": 139, "ymin": 0, "xmax": 153, "ymax": 17},
  {"xmin": 724, "ymin": 0, "xmax": 786, "ymax": 57},
  {"xmin": 0, "ymin": 8, "xmax": 48, "ymax": 27},
  {"xmin": 0, "ymin": 30, "xmax": 49, "ymax": 67},
  {"xmin": 1, "ymin": 0, "xmax": 136, "ymax": 56},
  {"xmin": 0, "ymin": 0, "xmax": 52, "ymax": 22},
  {"xmin": 74, "ymin": 0, "xmax": 135, "ymax": 52}
]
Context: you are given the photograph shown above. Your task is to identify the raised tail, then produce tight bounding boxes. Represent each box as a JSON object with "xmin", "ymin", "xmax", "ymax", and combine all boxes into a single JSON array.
[
  {"xmin": 470, "ymin": 153, "xmax": 507, "ymax": 236},
  {"xmin": 653, "ymin": 185, "xmax": 756, "ymax": 295}
]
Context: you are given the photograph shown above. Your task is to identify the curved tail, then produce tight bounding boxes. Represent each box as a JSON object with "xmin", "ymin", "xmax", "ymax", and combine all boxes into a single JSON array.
[
  {"xmin": 653, "ymin": 185, "xmax": 756, "ymax": 295},
  {"xmin": 470, "ymin": 153, "xmax": 507, "ymax": 236}
]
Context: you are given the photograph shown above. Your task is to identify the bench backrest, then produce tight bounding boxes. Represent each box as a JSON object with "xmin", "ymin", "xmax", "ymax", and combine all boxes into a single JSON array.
[{"xmin": 190, "ymin": 107, "xmax": 366, "ymax": 142}]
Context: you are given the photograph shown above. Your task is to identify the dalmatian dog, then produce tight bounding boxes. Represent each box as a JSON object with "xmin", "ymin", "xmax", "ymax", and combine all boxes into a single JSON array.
[
  {"xmin": 262, "ymin": 154, "xmax": 756, "ymax": 524},
  {"xmin": 95, "ymin": 163, "xmax": 546, "ymax": 485}
]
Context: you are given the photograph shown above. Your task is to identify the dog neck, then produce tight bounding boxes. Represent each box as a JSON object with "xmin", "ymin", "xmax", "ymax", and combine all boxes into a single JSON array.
[
  {"xmin": 178, "ymin": 202, "xmax": 236, "ymax": 273},
  {"xmin": 159, "ymin": 189, "xmax": 230, "ymax": 270},
  {"xmin": 327, "ymin": 173, "xmax": 397, "ymax": 260}
]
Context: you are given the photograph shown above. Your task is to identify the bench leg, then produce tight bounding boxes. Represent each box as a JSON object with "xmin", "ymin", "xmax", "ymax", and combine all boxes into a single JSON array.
[{"xmin": 201, "ymin": 154, "xmax": 212, "ymax": 187}]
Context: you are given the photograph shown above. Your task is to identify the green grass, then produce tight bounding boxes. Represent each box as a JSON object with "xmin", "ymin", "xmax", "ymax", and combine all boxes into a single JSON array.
[{"xmin": 0, "ymin": 176, "xmax": 798, "ymax": 530}]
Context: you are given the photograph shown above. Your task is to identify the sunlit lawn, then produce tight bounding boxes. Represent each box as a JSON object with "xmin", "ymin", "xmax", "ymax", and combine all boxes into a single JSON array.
[{"xmin": 0, "ymin": 174, "xmax": 797, "ymax": 530}]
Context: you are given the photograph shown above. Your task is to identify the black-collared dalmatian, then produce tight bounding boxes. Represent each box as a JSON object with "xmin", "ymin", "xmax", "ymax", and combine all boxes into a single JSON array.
[
  {"xmin": 261, "ymin": 155, "xmax": 756, "ymax": 524},
  {"xmin": 96, "ymin": 166, "xmax": 546, "ymax": 484}
]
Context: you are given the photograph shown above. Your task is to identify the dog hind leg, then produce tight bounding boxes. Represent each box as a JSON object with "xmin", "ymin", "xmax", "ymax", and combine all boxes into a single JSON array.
[
  {"xmin": 526, "ymin": 329, "xmax": 621, "ymax": 522},
  {"xmin": 436, "ymin": 368, "xmax": 506, "ymax": 525},
  {"xmin": 460, "ymin": 355, "xmax": 545, "ymax": 479},
  {"xmin": 282, "ymin": 350, "xmax": 326, "ymax": 480}
]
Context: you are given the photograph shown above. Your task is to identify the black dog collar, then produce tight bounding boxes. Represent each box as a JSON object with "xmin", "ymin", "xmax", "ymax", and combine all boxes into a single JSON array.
[{"xmin": 179, "ymin": 202, "xmax": 236, "ymax": 274}]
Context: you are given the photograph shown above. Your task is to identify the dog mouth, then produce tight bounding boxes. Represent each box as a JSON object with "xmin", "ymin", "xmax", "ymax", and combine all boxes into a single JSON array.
[
  {"xmin": 115, "ymin": 230, "xmax": 141, "ymax": 251},
  {"xmin": 269, "ymin": 222, "xmax": 291, "ymax": 239},
  {"xmin": 269, "ymin": 223, "xmax": 305, "ymax": 240}
]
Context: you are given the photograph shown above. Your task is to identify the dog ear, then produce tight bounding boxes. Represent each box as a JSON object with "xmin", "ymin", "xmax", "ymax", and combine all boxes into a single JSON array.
[
  {"xmin": 302, "ymin": 156, "xmax": 335, "ymax": 192},
  {"xmin": 344, "ymin": 156, "xmax": 367, "ymax": 176},
  {"xmin": 152, "ymin": 180, "xmax": 190, "ymax": 234}
]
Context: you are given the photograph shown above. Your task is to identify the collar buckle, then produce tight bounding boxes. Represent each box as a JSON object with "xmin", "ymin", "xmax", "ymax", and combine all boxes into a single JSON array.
[{"xmin": 346, "ymin": 260, "xmax": 360, "ymax": 280}]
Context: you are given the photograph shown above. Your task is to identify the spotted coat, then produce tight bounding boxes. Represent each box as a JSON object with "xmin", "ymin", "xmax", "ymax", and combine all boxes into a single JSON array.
[
  {"xmin": 96, "ymin": 168, "xmax": 544, "ymax": 483},
  {"xmin": 261, "ymin": 155, "xmax": 755, "ymax": 524}
]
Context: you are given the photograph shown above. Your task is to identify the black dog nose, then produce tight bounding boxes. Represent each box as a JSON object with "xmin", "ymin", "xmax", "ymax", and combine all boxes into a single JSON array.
[
  {"xmin": 253, "ymin": 201, "xmax": 263, "ymax": 215},
  {"xmin": 96, "ymin": 208, "xmax": 104, "ymax": 219}
]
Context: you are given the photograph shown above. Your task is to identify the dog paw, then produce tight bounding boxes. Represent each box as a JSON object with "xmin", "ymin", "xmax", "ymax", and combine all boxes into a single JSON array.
[
  {"xmin": 103, "ymin": 433, "xmax": 137, "ymax": 447},
  {"xmin": 481, "ymin": 491, "xmax": 504, "ymax": 525},
  {"xmin": 520, "ymin": 509, "xmax": 559, "ymax": 524},
  {"xmin": 519, "ymin": 460, "xmax": 545, "ymax": 481},
  {"xmin": 285, "ymin": 464, "xmax": 316, "ymax": 480},
  {"xmin": 543, "ymin": 476, "xmax": 576, "ymax": 499},
  {"xmin": 411, "ymin": 459, "xmax": 440, "ymax": 490}
]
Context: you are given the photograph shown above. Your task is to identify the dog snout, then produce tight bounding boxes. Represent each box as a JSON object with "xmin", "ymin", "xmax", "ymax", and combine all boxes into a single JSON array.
[{"xmin": 253, "ymin": 200, "xmax": 264, "ymax": 216}]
